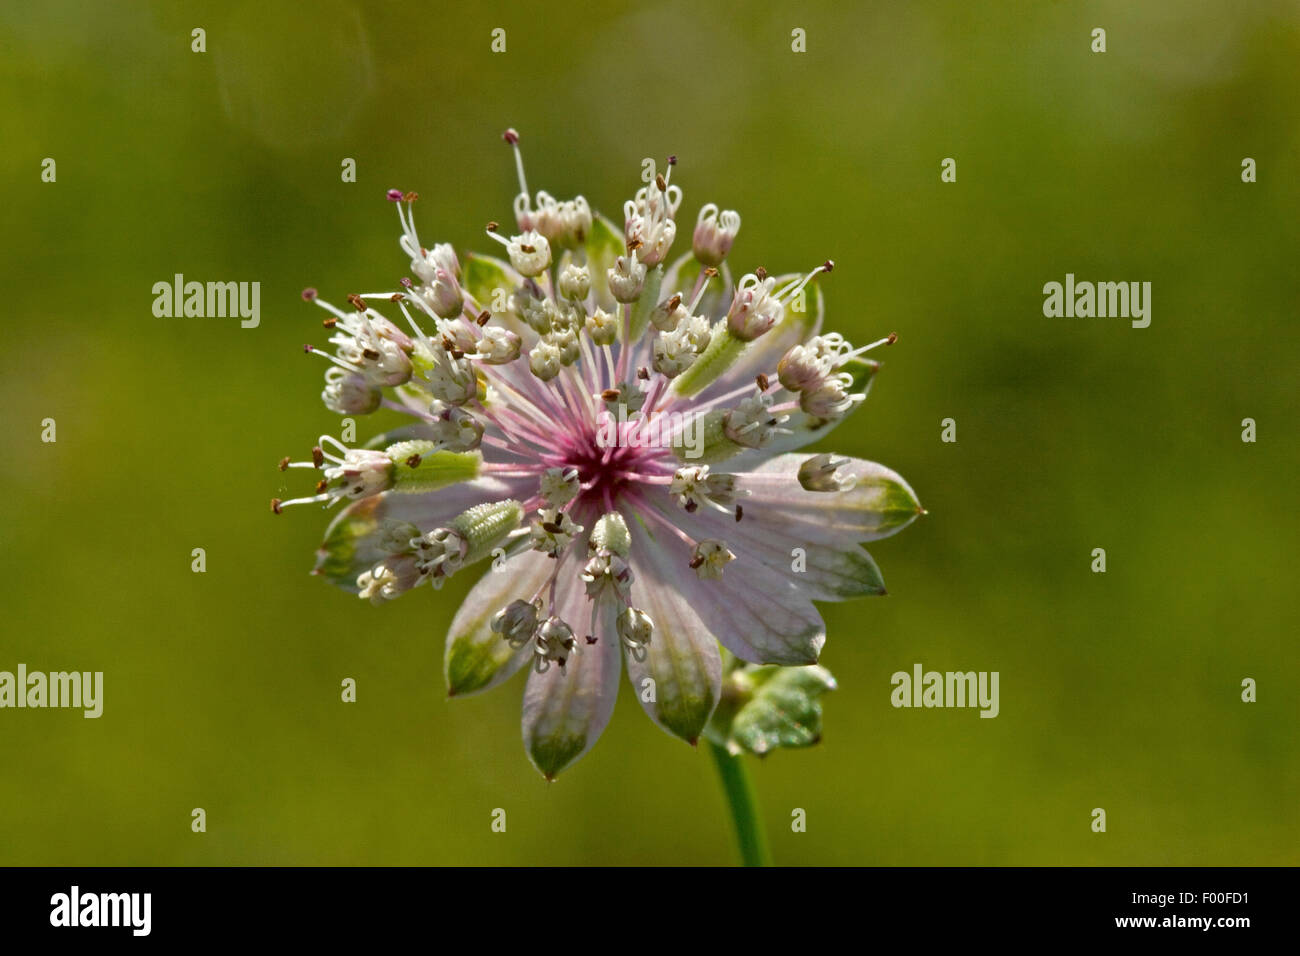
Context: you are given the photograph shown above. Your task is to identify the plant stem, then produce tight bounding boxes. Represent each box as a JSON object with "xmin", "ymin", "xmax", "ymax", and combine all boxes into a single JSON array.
[{"xmin": 708, "ymin": 739, "xmax": 773, "ymax": 866}]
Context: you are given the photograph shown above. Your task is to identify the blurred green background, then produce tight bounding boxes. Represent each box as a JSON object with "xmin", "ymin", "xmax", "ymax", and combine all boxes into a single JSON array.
[{"xmin": 1, "ymin": 0, "xmax": 1296, "ymax": 865}]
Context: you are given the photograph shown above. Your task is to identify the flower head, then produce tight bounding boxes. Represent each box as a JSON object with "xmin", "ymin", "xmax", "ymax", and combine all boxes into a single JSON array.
[{"xmin": 277, "ymin": 131, "xmax": 922, "ymax": 778}]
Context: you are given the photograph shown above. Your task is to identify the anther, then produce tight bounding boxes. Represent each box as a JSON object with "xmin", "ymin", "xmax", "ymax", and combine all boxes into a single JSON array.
[
  {"xmin": 503, "ymin": 128, "xmax": 519, "ymax": 145},
  {"xmin": 322, "ymin": 317, "xmax": 337, "ymax": 328},
  {"xmin": 585, "ymin": 635, "xmax": 598, "ymax": 645},
  {"xmin": 270, "ymin": 498, "xmax": 283, "ymax": 514},
  {"xmin": 655, "ymin": 174, "xmax": 666, "ymax": 191},
  {"xmin": 301, "ymin": 287, "xmax": 318, "ymax": 301},
  {"xmin": 601, "ymin": 388, "xmax": 621, "ymax": 402},
  {"xmin": 347, "ymin": 293, "xmax": 366, "ymax": 311},
  {"xmin": 385, "ymin": 189, "xmax": 403, "ymax": 202},
  {"xmin": 403, "ymin": 192, "xmax": 418, "ymax": 202},
  {"xmin": 312, "ymin": 446, "xmax": 325, "ymax": 468},
  {"xmin": 486, "ymin": 221, "xmax": 499, "ymax": 232},
  {"xmin": 406, "ymin": 454, "xmax": 422, "ymax": 469},
  {"xmin": 887, "ymin": 332, "xmax": 898, "ymax": 344},
  {"xmin": 314, "ymin": 479, "xmax": 328, "ymax": 494},
  {"xmin": 477, "ymin": 311, "xmax": 491, "ymax": 326},
  {"xmin": 689, "ymin": 554, "xmax": 705, "ymax": 569},
  {"xmin": 637, "ymin": 367, "xmax": 650, "ymax": 381},
  {"xmin": 703, "ymin": 267, "xmax": 719, "ymax": 278},
  {"xmin": 390, "ymin": 293, "xmax": 403, "ymax": 302},
  {"xmin": 735, "ymin": 505, "xmax": 744, "ymax": 522},
  {"xmin": 756, "ymin": 373, "xmax": 769, "ymax": 392},
  {"xmin": 755, "ymin": 266, "xmax": 767, "ymax": 280},
  {"xmin": 278, "ymin": 456, "xmax": 290, "ymax": 471}
]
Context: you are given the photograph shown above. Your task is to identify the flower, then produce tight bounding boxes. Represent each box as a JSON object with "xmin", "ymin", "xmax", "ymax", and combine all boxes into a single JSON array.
[{"xmin": 276, "ymin": 130, "xmax": 923, "ymax": 778}]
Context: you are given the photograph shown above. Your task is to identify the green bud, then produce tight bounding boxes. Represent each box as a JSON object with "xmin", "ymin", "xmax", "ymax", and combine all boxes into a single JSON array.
[
  {"xmin": 386, "ymin": 441, "xmax": 482, "ymax": 493},
  {"xmin": 669, "ymin": 325, "xmax": 746, "ymax": 398},
  {"xmin": 589, "ymin": 512, "xmax": 631, "ymax": 558},
  {"xmin": 450, "ymin": 499, "xmax": 525, "ymax": 563}
]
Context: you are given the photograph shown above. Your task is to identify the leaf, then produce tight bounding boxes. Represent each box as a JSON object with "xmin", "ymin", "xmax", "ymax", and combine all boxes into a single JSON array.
[{"xmin": 706, "ymin": 662, "xmax": 838, "ymax": 757}]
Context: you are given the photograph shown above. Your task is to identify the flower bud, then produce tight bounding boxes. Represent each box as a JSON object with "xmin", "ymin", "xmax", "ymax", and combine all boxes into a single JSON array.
[
  {"xmin": 726, "ymin": 273, "xmax": 783, "ymax": 342},
  {"xmin": 428, "ymin": 401, "xmax": 485, "ymax": 452},
  {"xmin": 797, "ymin": 454, "xmax": 857, "ymax": 492},
  {"xmin": 476, "ymin": 325, "xmax": 521, "ymax": 364},
  {"xmin": 534, "ymin": 616, "xmax": 576, "ymax": 670},
  {"xmin": 539, "ymin": 467, "xmax": 580, "ymax": 507},
  {"xmin": 557, "ymin": 262, "xmax": 591, "ymax": 301},
  {"xmin": 322, "ymin": 448, "xmax": 394, "ymax": 501},
  {"xmin": 608, "ymin": 253, "xmax": 647, "ymax": 303},
  {"xmin": 505, "ymin": 230, "xmax": 551, "ymax": 277},
  {"xmin": 585, "ymin": 308, "xmax": 619, "ymax": 346},
  {"xmin": 690, "ymin": 539, "xmax": 735, "ymax": 580},
  {"xmin": 529, "ymin": 508, "xmax": 583, "ymax": 556},
  {"xmin": 528, "ymin": 339, "xmax": 563, "ymax": 381},
  {"xmin": 692, "ymin": 204, "xmax": 741, "ymax": 267},
  {"xmin": 322, "ymin": 368, "xmax": 382, "ymax": 415},
  {"xmin": 617, "ymin": 606, "xmax": 654, "ymax": 656},
  {"xmin": 491, "ymin": 598, "xmax": 543, "ymax": 647}
]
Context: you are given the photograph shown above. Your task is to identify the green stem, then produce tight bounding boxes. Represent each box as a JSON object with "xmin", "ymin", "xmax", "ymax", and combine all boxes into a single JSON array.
[{"xmin": 708, "ymin": 739, "xmax": 773, "ymax": 867}]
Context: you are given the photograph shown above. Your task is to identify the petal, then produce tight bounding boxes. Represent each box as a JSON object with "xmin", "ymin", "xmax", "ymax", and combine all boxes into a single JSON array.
[
  {"xmin": 624, "ymin": 522, "xmax": 722, "ymax": 743},
  {"xmin": 734, "ymin": 454, "xmax": 923, "ymax": 546},
  {"xmin": 313, "ymin": 476, "xmax": 528, "ymax": 592},
  {"xmin": 444, "ymin": 550, "xmax": 557, "ymax": 697},
  {"xmin": 520, "ymin": 561, "xmax": 621, "ymax": 779},
  {"xmin": 637, "ymin": 502, "xmax": 825, "ymax": 665},
  {"xmin": 683, "ymin": 504, "xmax": 887, "ymax": 602}
]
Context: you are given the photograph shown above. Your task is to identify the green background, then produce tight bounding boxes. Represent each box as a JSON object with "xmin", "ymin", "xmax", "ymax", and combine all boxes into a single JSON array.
[{"xmin": 1, "ymin": 0, "xmax": 1296, "ymax": 865}]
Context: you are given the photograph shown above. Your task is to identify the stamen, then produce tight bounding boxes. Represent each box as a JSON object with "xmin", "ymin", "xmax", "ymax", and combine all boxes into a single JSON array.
[
  {"xmin": 840, "ymin": 332, "xmax": 898, "ymax": 362},
  {"xmin": 503, "ymin": 128, "xmax": 528, "ymax": 199},
  {"xmin": 686, "ymin": 272, "xmax": 714, "ymax": 314},
  {"xmin": 776, "ymin": 259, "xmax": 834, "ymax": 303}
]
